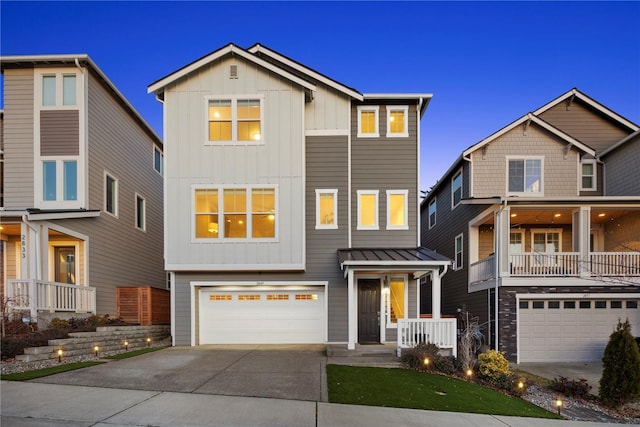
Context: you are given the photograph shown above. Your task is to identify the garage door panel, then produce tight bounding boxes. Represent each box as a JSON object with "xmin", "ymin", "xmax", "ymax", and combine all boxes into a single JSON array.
[
  {"xmin": 199, "ymin": 289, "xmax": 325, "ymax": 344},
  {"xmin": 520, "ymin": 298, "xmax": 640, "ymax": 363}
]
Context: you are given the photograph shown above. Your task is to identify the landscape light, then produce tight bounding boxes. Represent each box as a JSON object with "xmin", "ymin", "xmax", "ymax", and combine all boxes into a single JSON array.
[
  {"xmin": 423, "ymin": 357, "xmax": 429, "ymax": 366},
  {"xmin": 556, "ymin": 398, "xmax": 563, "ymax": 415},
  {"xmin": 57, "ymin": 349, "xmax": 63, "ymax": 363},
  {"xmin": 124, "ymin": 341, "xmax": 129, "ymax": 351},
  {"xmin": 146, "ymin": 337, "xmax": 151, "ymax": 347},
  {"xmin": 94, "ymin": 346, "xmax": 99, "ymax": 357}
]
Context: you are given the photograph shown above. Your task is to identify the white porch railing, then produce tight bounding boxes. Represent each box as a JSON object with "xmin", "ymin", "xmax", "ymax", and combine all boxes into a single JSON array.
[
  {"xmin": 469, "ymin": 254, "xmax": 496, "ymax": 283},
  {"xmin": 7, "ymin": 279, "xmax": 96, "ymax": 322},
  {"xmin": 590, "ymin": 252, "xmax": 640, "ymax": 276},
  {"xmin": 397, "ymin": 318, "xmax": 457, "ymax": 357},
  {"xmin": 509, "ymin": 252, "xmax": 580, "ymax": 276}
]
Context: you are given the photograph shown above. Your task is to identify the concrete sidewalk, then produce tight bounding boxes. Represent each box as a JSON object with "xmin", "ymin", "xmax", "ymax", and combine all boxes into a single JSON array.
[{"xmin": 1, "ymin": 381, "xmax": 611, "ymax": 427}]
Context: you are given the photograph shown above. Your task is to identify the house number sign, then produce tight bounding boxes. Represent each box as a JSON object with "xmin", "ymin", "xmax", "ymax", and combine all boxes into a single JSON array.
[{"xmin": 21, "ymin": 234, "xmax": 26, "ymax": 258}]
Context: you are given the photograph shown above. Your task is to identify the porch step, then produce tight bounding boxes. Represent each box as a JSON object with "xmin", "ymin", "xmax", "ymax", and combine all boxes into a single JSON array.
[
  {"xmin": 14, "ymin": 325, "xmax": 170, "ymax": 363},
  {"xmin": 326, "ymin": 344, "xmax": 398, "ymax": 358}
]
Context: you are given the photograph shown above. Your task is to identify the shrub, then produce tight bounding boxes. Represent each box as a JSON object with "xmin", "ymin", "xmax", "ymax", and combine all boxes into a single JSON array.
[
  {"xmin": 400, "ymin": 342, "xmax": 440, "ymax": 371},
  {"xmin": 433, "ymin": 355, "xmax": 460, "ymax": 375},
  {"xmin": 599, "ymin": 319, "xmax": 640, "ymax": 407},
  {"xmin": 548, "ymin": 376, "xmax": 592, "ymax": 399},
  {"xmin": 1, "ymin": 333, "xmax": 50, "ymax": 360},
  {"xmin": 478, "ymin": 349, "xmax": 511, "ymax": 386}
]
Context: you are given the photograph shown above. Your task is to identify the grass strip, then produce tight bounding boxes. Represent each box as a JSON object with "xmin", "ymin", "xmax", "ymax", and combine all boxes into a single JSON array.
[
  {"xmin": 103, "ymin": 346, "xmax": 167, "ymax": 360},
  {"xmin": 1, "ymin": 361, "xmax": 105, "ymax": 381},
  {"xmin": 327, "ymin": 364, "xmax": 561, "ymax": 419}
]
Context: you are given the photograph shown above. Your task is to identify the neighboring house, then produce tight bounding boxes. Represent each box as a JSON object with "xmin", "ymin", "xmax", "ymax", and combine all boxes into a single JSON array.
[
  {"xmin": 420, "ymin": 88, "xmax": 640, "ymax": 363},
  {"xmin": 1, "ymin": 55, "xmax": 166, "ymax": 322},
  {"xmin": 148, "ymin": 43, "xmax": 454, "ymax": 351}
]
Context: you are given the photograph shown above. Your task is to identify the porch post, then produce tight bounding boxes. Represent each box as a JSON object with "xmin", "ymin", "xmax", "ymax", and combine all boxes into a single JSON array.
[
  {"xmin": 578, "ymin": 206, "xmax": 591, "ymax": 277},
  {"xmin": 431, "ymin": 268, "xmax": 441, "ymax": 320},
  {"xmin": 347, "ymin": 269, "xmax": 356, "ymax": 349}
]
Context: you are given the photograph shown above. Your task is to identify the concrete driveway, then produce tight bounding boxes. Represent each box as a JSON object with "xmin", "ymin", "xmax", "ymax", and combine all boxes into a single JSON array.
[{"xmin": 31, "ymin": 344, "xmax": 329, "ymax": 402}]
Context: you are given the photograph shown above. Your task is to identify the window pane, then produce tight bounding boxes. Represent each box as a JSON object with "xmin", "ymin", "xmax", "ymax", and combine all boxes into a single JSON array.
[
  {"xmin": 428, "ymin": 200, "xmax": 436, "ymax": 227},
  {"xmin": 224, "ymin": 189, "xmax": 246, "ymax": 212},
  {"xmin": 525, "ymin": 159, "xmax": 541, "ymax": 192},
  {"xmin": 195, "ymin": 189, "xmax": 218, "ymax": 213},
  {"xmin": 154, "ymin": 148, "xmax": 162, "ymax": 173},
  {"xmin": 389, "ymin": 193, "xmax": 405, "ymax": 226},
  {"xmin": 63, "ymin": 161, "xmax": 77, "ymax": 201},
  {"xmin": 359, "ymin": 194, "xmax": 376, "ymax": 226},
  {"xmin": 136, "ymin": 196, "xmax": 145, "ymax": 229},
  {"xmin": 224, "ymin": 214, "xmax": 246, "ymax": 238},
  {"xmin": 252, "ymin": 189, "xmax": 275, "ymax": 238},
  {"xmin": 452, "ymin": 172, "xmax": 462, "ymax": 205},
  {"xmin": 43, "ymin": 161, "xmax": 56, "ymax": 200},
  {"xmin": 319, "ymin": 193, "xmax": 335, "ymax": 225},
  {"xmin": 106, "ymin": 175, "xmax": 116, "ymax": 214},
  {"xmin": 360, "ymin": 111, "xmax": 375, "ymax": 134},
  {"xmin": 237, "ymin": 99, "xmax": 260, "ymax": 119},
  {"xmin": 209, "ymin": 100, "xmax": 232, "ymax": 141},
  {"xmin": 63, "ymin": 75, "xmax": 76, "ymax": 106},
  {"xmin": 42, "ymin": 76, "xmax": 56, "ymax": 106},
  {"xmin": 389, "ymin": 110, "xmax": 405, "ymax": 134},
  {"xmin": 237, "ymin": 121, "xmax": 261, "ymax": 141},
  {"xmin": 252, "ymin": 189, "xmax": 274, "ymax": 212},
  {"xmin": 209, "ymin": 100, "xmax": 232, "ymax": 119},
  {"xmin": 195, "ymin": 214, "xmax": 219, "ymax": 238},
  {"xmin": 582, "ymin": 176, "xmax": 593, "ymax": 189},
  {"xmin": 224, "ymin": 189, "xmax": 246, "ymax": 238},
  {"xmin": 252, "ymin": 214, "xmax": 275, "ymax": 238},
  {"xmin": 389, "ymin": 280, "xmax": 404, "ymax": 322},
  {"xmin": 209, "ymin": 121, "xmax": 232, "ymax": 141},
  {"xmin": 508, "ymin": 160, "xmax": 524, "ymax": 192}
]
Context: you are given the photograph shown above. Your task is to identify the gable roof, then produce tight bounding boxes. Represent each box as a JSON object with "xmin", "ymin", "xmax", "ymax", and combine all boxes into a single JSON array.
[
  {"xmin": 1, "ymin": 54, "xmax": 163, "ymax": 149},
  {"xmin": 533, "ymin": 88, "xmax": 639, "ymax": 132},
  {"xmin": 598, "ymin": 129, "xmax": 640, "ymax": 159},
  {"xmin": 148, "ymin": 43, "xmax": 317, "ymax": 96}
]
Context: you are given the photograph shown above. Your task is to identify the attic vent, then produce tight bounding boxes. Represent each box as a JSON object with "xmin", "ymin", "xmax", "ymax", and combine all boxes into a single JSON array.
[{"xmin": 229, "ymin": 65, "xmax": 238, "ymax": 79}]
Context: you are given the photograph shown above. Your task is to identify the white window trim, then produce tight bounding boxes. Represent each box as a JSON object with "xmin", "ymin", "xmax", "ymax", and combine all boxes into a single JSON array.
[
  {"xmin": 509, "ymin": 229, "xmax": 525, "ymax": 253},
  {"xmin": 37, "ymin": 70, "xmax": 79, "ymax": 110},
  {"xmin": 385, "ymin": 276, "xmax": 408, "ymax": 328},
  {"xmin": 386, "ymin": 189, "xmax": 409, "ymax": 230},
  {"xmin": 451, "ymin": 168, "xmax": 463, "ymax": 209},
  {"xmin": 153, "ymin": 146, "xmax": 164, "ymax": 176},
  {"xmin": 386, "ymin": 105, "xmax": 409, "ymax": 138},
  {"xmin": 428, "ymin": 197, "xmax": 437, "ymax": 229},
  {"xmin": 204, "ymin": 95, "xmax": 264, "ymax": 145},
  {"xmin": 580, "ymin": 159, "xmax": 597, "ymax": 191},
  {"xmin": 454, "ymin": 233, "xmax": 463, "ymax": 270},
  {"xmin": 135, "ymin": 193, "xmax": 146, "ymax": 232},
  {"xmin": 47, "ymin": 240, "xmax": 81, "ymax": 284},
  {"xmin": 506, "ymin": 155, "xmax": 544, "ymax": 197},
  {"xmin": 191, "ymin": 184, "xmax": 278, "ymax": 242},
  {"xmin": 357, "ymin": 106, "xmax": 379, "ymax": 138},
  {"xmin": 104, "ymin": 171, "xmax": 118, "ymax": 218},
  {"xmin": 38, "ymin": 157, "xmax": 82, "ymax": 209},
  {"xmin": 357, "ymin": 190, "xmax": 379, "ymax": 230},
  {"xmin": 315, "ymin": 189, "xmax": 338, "ymax": 230},
  {"xmin": 530, "ymin": 228, "xmax": 563, "ymax": 252}
]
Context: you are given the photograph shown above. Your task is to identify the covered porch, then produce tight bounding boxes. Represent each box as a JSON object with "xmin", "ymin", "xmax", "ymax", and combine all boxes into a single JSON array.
[{"xmin": 338, "ymin": 247, "xmax": 456, "ymax": 356}]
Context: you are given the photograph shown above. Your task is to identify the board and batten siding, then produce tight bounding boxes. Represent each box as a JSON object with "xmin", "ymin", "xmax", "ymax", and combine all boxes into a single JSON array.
[
  {"xmin": 82, "ymin": 71, "xmax": 165, "ymax": 314},
  {"xmin": 471, "ymin": 124, "xmax": 580, "ymax": 198},
  {"xmin": 2, "ymin": 68, "xmax": 35, "ymax": 208},
  {"xmin": 539, "ymin": 100, "xmax": 630, "ymax": 155},
  {"xmin": 602, "ymin": 136, "xmax": 640, "ymax": 196},
  {"xmin": 350, "ymin": 104, "xmax": 419, "ymax": 247},
  {"xmin": 304, "ymin": 86, "xmax": 351, "ymax": 131},
  {"xmin": 163, "ymin": 56, "xmax": 305, "ymax": 269}
]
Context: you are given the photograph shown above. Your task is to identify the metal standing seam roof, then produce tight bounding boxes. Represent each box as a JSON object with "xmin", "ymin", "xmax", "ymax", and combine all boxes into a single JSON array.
[{"xmin": 337, "ymin": 247, "xmax": 451, "ymax": 268}]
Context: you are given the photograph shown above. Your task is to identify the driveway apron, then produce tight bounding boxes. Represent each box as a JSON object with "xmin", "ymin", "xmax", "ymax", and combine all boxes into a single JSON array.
[{"xmin": 30, "ymin": 344, "xmax": 328, "ymax": 402}]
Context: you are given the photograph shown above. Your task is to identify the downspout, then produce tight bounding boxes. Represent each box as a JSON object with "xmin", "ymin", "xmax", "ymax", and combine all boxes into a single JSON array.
[{"xmin": 495, "ymin": 198, "xmax": 507, "ymax": 351}]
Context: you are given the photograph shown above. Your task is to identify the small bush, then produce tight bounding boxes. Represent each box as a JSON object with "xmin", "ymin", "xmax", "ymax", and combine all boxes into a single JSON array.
[
  {"xmin": 2, "ymin": 319, "xmax": 34, "ymax": 335},
  {"xmin": 1, "ymin": 334, "xmax": 50, "ymax": 360},
  {"xmin": 433, "ymin": 355, "xmax": 460, "ymax": 375},
  {"xmin": 478, "ymin": 349, "xmax": 511, "ymax": 386},
  {"xmin": 600, "ymin": 319, "xmax": 640, "ymax": 407},
  {"xmin": 400, "ymin": 342, "xmax": 440, "ymax": 371},
  {"xmin": 548, "ymin": 376, "xmax": 592, "ymax": 399}
]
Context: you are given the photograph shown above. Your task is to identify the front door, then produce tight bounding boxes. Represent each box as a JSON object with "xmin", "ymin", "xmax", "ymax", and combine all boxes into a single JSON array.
[
  {"xmin": 54, "ymin": 246, "xmax": 76, "ymax": 284},
  {"xmin": 358, "ymin": 279, "xmax": 380, "ymax": 343}
]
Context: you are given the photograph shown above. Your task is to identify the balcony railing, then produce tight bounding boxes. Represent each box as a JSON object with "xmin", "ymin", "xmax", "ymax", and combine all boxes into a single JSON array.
[
  {"xmin": 590, "ymin": 252, "xmax": 640, "ymax": 276},
  {"xmin": 397, "ymin": 318, "xmax": 457, "ymax": 357},
  {"xmin": 510, "ymin": 252, "xmax": 580, "ymax": 276},
  {"xmin": 7, "ymin": 279, "xmax": 96, "ymax": 322},
  {"xmin": 469, "ymin": 254, "xmax": 496, "ymax": 283}
]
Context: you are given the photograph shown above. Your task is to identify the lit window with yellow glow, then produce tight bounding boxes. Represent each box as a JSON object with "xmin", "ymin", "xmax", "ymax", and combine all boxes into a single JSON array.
[
  {"xmin": 357, "ymin": 190, "xmax": 378, "ymax": 229},
  {"xmin": 195, "ymin": 189, "xmax": 219, "ymax": 238},
  {"xmin": 251, "ymin": 188, "xmax": 275, "ymax": 238},
  {"xmin": 207, "ymin": 96, "xmax": 262, "ymax": 143},
  {"xmin": 386, "ymin": 106, "xmax": 408, "ymax": 137},
  {"xmin": 316, "ymin": 189, "xmax": 338, "ymax": 229},
  {"xmin": 386, "ymin": 190, "xmax": 408, "ymax": 229},
  {"xmin": 357, "ymin": 106, "xmax": 379, "ymax": 138},
  {"xmin": 384, "ymin": 278, "xmax": 405, "ymax": 326},
  {"xmin": 224, "ymin": 189, "xmax": 247, "ymax": 238}
]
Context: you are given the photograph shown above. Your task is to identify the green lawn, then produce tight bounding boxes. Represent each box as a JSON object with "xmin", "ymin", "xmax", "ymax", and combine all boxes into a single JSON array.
[
  {"xmin": 103, "ymin": 346, "xmax": 167, "ymax": 360},
  {"xmin": 1, "ymin": 361, "xmax": 105, "ymax": 381},
  {"xmin": 327, "ymin": 364, "xmax": 561, "ymax": 419}
]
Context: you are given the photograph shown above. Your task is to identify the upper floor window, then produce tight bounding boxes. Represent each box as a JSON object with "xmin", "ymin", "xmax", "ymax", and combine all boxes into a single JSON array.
[
  {"xmin": 386, "ymin": 190, "xmax": 408, "ymax": 230},
  {"xmin": 42, "ymin": 74, "xmax": 77, "ymax": 107},
  {"xmin": 357, "ymin": 190, "xmax": 379, "ymax": 230},
  {"xmin": 581, "ymin": 159, "xmax": 596, "ymax": 191},
  {"xmin": 507, "ymin": 157, "xmax": 543, "ymax": 196},
  {"xmin": 194, "ymin": 186, "xmax": 276, "ymax": 240},
  {"xmin": 154, "ymin": 147, "xmax": 163, "ymax": 176},
  {"xmin": 316, "ymin": 189, "xmax": 338, "ymax": 229},
  {"xmin": 451, "ymin": 169, "xmax": 462, "ymax": 208},
  {"xmin": 42, "ymin": 159, "xmax": 77, "ymax": 202},
  {"xmin": 454, "ymin": 233, "xmax": 463, "ymax": 270},
  {"xmin": 105, "ymin": 172, "xmax": 118, "ymax": 216},
  {"xmin": 357, "ymin": 106, "xmax": 379, "ymax": 138},
  {"xmin": 386, "ymin": 106, "xmax": 408, "ymax": 138},
  {"xmin": 135, "ymin": 194, "xmax": 146, "ymax": 231},
  {"xmin": 428, "ymin": 198, "xmax": 436, "ymax": 229},
  {"xmin": 206, "ymin": 96, "xmax": 263, "ymax": 144}
]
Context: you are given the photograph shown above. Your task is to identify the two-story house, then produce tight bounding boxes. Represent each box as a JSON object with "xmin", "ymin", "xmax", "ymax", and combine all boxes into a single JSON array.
[
  {"xmin": 1, "ymin": 55, "xmax": 166, "ymax": 323},
  {"xmin": 421, "ymin": 88, "xmax": 640, "ymax": 363},
  {"xmin": 148, "ymin": 43, "xmax": 454, "ymax": 352}
]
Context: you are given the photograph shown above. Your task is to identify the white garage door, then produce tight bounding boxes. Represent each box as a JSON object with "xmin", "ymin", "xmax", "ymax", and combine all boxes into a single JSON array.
[
  {"xmin": 199, "ymin": 288, "xmax": 326, "ymax": 344},
  {"xmin": 519, "ymin": 298, "xmax": 640, "ymax": 362}
]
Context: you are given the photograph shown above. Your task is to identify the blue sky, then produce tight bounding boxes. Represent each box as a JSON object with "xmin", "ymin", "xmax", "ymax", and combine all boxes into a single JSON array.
[{"xmin": 2, "ymin": 1, "xmax": 639, "ymax": 190}]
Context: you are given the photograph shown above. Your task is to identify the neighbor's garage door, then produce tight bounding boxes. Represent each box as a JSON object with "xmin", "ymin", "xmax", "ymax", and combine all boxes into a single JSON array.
[
  {"xmin": 199, "ymin": 288, "xmax": 325, "ymax": 344},
  {"xmin": 519, "ymin": 298, "xmax": 640, "ymax": 362}
]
